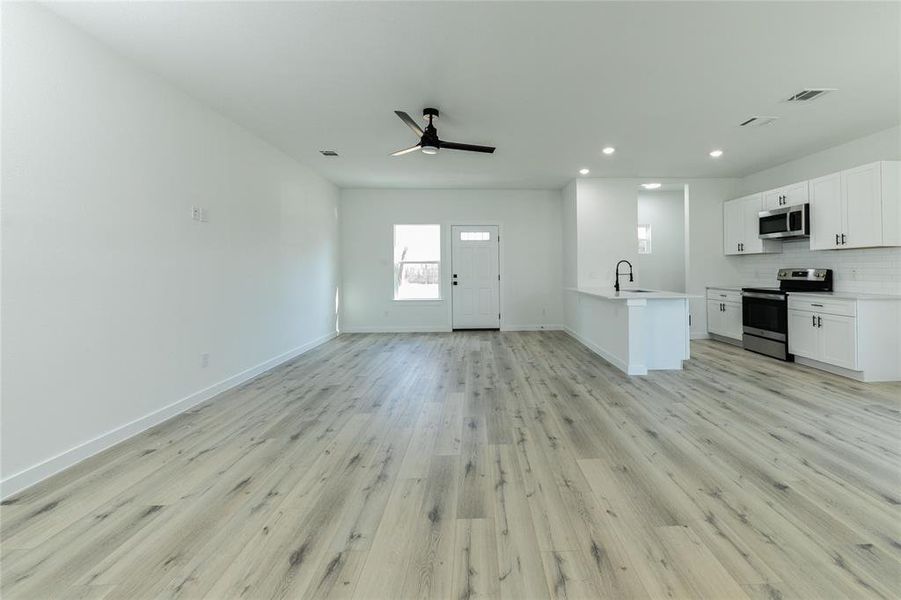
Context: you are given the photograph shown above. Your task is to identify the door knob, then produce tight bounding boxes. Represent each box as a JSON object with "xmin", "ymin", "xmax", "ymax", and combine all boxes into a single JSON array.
[{"xmin": 452, "ymin": 281, "xmax": 458, "ymax": 286}]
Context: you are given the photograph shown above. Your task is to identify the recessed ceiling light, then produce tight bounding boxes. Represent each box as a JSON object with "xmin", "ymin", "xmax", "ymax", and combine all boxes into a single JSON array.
[
  {"xmin": 641, "ymin": 183, "xmax": 662, "ymax": 190},
  {"xmin": 579, "ymin": 168, "xmax": 590, "ymax": 175},
  {"xmin": 319, "ymin": 150, "xmax": 339, "ymax": 156},
  {"xmin": 709, "ymin": 149, "xmax": 723, "ymax": 158},
  {"xmin": 602, "ymin": 147, "xmax": 615, "ymax": 155}
]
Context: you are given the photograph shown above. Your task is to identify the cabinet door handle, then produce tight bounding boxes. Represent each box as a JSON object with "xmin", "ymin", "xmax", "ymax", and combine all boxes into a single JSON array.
[
  {"xmin": 722, "ymin": 303, "xmax": 725, "ymax": 311},
  {"xmin": 810, "ymin": 303, "xmax": 823, "ymax": 307},
  {"xmin": 841, "ymin": 233, "xmax": 846, "ymax": 245},
  {"xmin": 812, "ymin": 315, "xmax": 816, "ymax": 327},
  {"xmin": 817, "ymin": 316, "xmax": 822, "ymax": 328},
  {"xmin": 835, "ymin": 233, "xmax": 840, "ymax": 245}
]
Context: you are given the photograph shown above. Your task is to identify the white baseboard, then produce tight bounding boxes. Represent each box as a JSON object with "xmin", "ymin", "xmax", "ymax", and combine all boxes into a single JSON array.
[
  {"xmin": 0, "ymin": 331, "xmax": 338, "ymax": 500},
  {"xmin": 340, "ymin": 326, "xmax": 452, "ymax": 333},
  {"xmin": 690, "ymin": 331, "xmax": 711, "ymax": 340},
  {"xmin": 562, "ymin": 327, "xmax": 644, "ymax": 375},
  {"xmin": 501, "ymin": 324, "xmax": 563, "ymax": 332},
  {"xmin": 340, "ymin": 325, "xmax": 562, "ymax": 334}
]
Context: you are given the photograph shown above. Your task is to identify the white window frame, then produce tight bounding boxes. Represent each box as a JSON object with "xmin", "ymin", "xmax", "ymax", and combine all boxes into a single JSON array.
[
  {"xmin": 637, "ymin": 223, "xmax": 652, "ymax": 254},
  {"xmin": 393, "ymin": 224, "xmax": 442, "ymax": 302}
]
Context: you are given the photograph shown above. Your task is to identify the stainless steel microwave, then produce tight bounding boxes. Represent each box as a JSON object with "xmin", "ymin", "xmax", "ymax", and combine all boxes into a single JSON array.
[{"xmin": 758, "ymin": 203, "xmax": 809, "ymax": 239}]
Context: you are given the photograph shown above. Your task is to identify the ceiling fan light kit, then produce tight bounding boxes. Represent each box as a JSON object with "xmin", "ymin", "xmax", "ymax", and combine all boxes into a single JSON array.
[{"xmin": 391, "ymin": 108, "xmax": 496, "ymax": 156}]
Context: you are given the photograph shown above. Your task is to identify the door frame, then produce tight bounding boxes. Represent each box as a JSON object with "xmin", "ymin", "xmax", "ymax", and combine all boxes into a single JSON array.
[{"xmin": 449, "ymin": 223, "xmax": 502, "ymax": 330}]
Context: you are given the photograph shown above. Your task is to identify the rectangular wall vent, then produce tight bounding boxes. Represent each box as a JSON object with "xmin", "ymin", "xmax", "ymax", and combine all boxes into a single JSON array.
[
  {"xmin": 320, "ymin": 150, "xmax": 339, "ymax": 156},
  {"xmin": 784, "ymin": 88, "xmax": 836, "ymax": 102},
  {"xmin": 739, "ymin": 116, "xmax": 779, "ymax": 127}
]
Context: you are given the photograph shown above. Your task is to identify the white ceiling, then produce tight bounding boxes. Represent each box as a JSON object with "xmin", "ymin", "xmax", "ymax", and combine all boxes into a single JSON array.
[{"xmin": 47, "ymin": 1, "xmax": 900, "ymax": 189}]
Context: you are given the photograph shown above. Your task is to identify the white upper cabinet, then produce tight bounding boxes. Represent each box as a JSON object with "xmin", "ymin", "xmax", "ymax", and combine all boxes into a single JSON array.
[
  {"xmin": 723, "ymin": 194, "xmax": 780, "ymax": 255},
  {"xmin": 763, "ymin": 181, "xmax": 809, "ymax": 210},
  {"xmin": 809, "ymin": 172, "xmax": 843, "ymax": 250},
  {"xmin": 809, "ymin": 161, "xmax": 900, "ymax": 250},
  {"xmin": 843, "ymin": 162, "xmax": 883, "ymax": 249},
  {"xmin": 723, "ymin": 197, "xmax": 744, "ymax": 255},
  {"xmin": 741, "ymin": 195, "xmax": 766, "ymax": 253}
]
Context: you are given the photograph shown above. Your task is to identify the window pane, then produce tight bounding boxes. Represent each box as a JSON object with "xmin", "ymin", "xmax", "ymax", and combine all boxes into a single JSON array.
[
  {"xmin": 637, "ymin": 224, "xmax": 651, "ymax": 254},
  {"xmin": 395, "ymin": 263, "xmax": 440, "ymax": 300},
  {"xmin": 394, "ymin": 224, "xmax": 440, "ymax": 262},
  {"xmin": 394, "ymin": 225, "xmax": 441, "ymax": 300},
  {"xmin": 460, "ymin": 231, "xmax": 490, "ymax": 241}
]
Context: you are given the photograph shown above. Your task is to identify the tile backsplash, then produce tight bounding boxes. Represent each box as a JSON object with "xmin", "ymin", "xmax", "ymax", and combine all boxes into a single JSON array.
[{"xmin": 735, "ymin": 239, "xmax": 901, "ymax": 294}]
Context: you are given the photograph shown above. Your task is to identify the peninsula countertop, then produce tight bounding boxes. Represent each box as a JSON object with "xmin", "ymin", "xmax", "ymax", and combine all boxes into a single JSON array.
[{"xmin": 567, "ymin": 287, "xmax": 695, "ymax": 300}]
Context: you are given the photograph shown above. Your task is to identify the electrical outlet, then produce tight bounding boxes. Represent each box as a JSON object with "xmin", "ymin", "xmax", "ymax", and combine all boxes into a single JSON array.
[
  {"xmin": 201, "ymin": 353, "xmax": 210, "ymax": 368},
  {"xmin": 192, "ymin": 206, "xmax": 201, "ymax": 221}
]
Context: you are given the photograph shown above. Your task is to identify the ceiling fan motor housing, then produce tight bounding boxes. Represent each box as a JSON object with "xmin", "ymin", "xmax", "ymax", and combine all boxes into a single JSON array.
[{"xmin": 423, "ymin": 107, "xmax": 439, "ymax": 121}]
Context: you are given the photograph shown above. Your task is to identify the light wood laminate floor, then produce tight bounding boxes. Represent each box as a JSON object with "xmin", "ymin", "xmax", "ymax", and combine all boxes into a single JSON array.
[{"xmin": 2, "ymin": 332, "xmax": 900, "ymax": 599}]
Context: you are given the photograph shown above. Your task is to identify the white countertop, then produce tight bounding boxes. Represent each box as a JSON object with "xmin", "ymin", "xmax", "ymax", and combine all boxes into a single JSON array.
[
  {"xmin": 706, "ymin": 285, "xmax": 743, "ymax": 291},
  {"xmin": 567, "ymin": 287, "xmax": 693, "ymax": 300},
  {"xmin": 788, "ymin": 291, "xmax": 901, "ymax": 301}
]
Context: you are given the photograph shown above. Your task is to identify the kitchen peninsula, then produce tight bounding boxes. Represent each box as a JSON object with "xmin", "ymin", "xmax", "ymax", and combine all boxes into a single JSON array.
[{"xmin": 565, "ymin": 288, "xmax": 692, "ymax": 375}]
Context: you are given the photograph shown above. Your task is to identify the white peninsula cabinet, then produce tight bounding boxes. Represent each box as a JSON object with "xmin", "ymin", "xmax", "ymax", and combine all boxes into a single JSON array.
[
  {"xmin": 809, "ymin": 161, "xmax": 900, "ymax": 250},
  {"xmin": 706, "ymin": 287, "xmax": 742, "ymax": 342},
  {"xmin": 788, "ymin": 293, "xmax": 901, "ymax": 382},
  {"xmin": 723, "ymin": 194, "xmax": 782, "ymax": 255}
]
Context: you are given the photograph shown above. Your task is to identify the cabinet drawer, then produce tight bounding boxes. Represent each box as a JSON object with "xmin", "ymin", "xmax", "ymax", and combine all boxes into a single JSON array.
[
  {"xmin": 707, "ymin": 289, "xmax": 742, "ymax": 303},
  {"xmin": 788, "ymin": 295, "xmax": 856, "ymax": 317}
]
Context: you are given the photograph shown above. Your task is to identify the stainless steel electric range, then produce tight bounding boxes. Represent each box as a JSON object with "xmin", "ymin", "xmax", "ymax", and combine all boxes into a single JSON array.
[{"xmin": 742, "ymin": 268, "xmax": 833, "ymax": 361}]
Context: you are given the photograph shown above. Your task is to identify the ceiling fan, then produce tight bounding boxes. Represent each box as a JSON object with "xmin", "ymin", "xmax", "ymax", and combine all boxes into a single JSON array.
[{"xmin": 391, "ymin": 108, "xmax": 495, "ymax": 156}]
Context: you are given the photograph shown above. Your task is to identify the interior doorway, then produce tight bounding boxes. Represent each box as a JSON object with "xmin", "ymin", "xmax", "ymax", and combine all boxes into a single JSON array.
[
  {"xmin": 636, "ymin": 184, "xmax": 688, "ymax": 293},
  {"xmin": 451, "ymin": 225, "xmax": 500, "ymax": 329}
]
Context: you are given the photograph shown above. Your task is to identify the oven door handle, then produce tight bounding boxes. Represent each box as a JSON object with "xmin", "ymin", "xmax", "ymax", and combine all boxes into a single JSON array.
[{"xmin": 742, "ymin": 291, "xmax": 785, "ymax": 300}]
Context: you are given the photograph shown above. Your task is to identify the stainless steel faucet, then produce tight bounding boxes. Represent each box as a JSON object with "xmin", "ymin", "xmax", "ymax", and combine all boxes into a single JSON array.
[{"xmin": 614, "ymin": 260, "xmax": 633, "ymax": 292}]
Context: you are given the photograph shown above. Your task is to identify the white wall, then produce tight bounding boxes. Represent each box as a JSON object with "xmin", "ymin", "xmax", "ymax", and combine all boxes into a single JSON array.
[
  {"xmin": 562, "ymin": 180, "xmax": 578, "ymax": 289},
  {"xmin": 730, "ymin": 125, "xmax": 901, "ymax": 294},
  {"xmin": 637, "ymin": 190, "xmax": 685, "ymax": 293},
  {"xmin": 339, "ymin": 189, "xmax": 563, "ymax": 331},
  {"xmin": 1, "ymin": 4, "xmax": 340, "ymax": 495},
  {"xmin": 574, "ymin": 179, "xmax": 640, "ymax": 288},
  {"xmin": 738, "ymin": 126, "xmax": 901, "ymax": 195}
]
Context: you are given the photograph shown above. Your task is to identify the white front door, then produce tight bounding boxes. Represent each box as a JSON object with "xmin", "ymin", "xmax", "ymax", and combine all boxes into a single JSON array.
[{"xmin": 452, "ymin": 225, "xmax": 500, "ymax": 329}]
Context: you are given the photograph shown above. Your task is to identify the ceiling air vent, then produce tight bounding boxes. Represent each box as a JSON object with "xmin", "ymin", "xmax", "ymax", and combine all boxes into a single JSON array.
[
  {"xmin": 784, "ymin": 88, "xmax": 836, "ymax": 102},
  {"xmin": 739, "ymin": 116, "xmax": 779, "ymax": 127},
  {"xmin": 319, "ymin": 150, "xmax": 339, "ymax": 156}
]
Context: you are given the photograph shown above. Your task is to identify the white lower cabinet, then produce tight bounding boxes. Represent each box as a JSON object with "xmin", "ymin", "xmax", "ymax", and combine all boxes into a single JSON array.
[
  {"xmin": 818, "ymin": 313, "xmax": 858, "ymax": 370},
  {"xmin": 707, "ymin": 290, "xmax": 743, "ymax": 341},
  {"xmin": 787, "ymin": 309, "xmax": 819, "ymax": 359},
  {"xmin": 788, "ymin": 309, "xmax": 857, "ymax": 370},
  {"xmin": 788, "ymin": 294, "xmax": 899, "ymax": 382}
]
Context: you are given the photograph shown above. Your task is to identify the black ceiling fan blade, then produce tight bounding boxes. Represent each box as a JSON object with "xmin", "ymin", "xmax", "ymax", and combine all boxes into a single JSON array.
[
  {"xmin": 394, "ymin": 111, "xmax": 424, "ymax": 137},
  {"xmin": 391, "ymin": 144, "xmax": 421, "ymax": 156},
  {"xmin": 439, "ymin": 141, "xmax": 495, "ymax": 154}
]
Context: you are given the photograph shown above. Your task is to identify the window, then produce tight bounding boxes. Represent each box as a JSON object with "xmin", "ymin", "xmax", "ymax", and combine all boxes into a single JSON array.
[
  {"xmin": 637, "ymin": 224, "xmax": 652, "ymax": 254},
  {"xmin": 460, "ymin": 231, "xmax": 491, "ymax": 241},
  {"xmin": 394, "ymin": 225, "xmax": 441, "ymax": 300}
]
